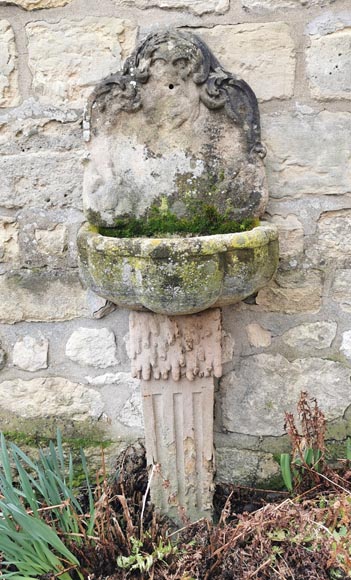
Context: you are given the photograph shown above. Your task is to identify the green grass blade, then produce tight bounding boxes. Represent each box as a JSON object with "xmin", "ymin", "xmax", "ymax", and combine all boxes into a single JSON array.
[
  {"xmin": 7, "ymin": 503, "xmax": 80, "ymax": 565},
  {"xmin": 8, "ymin": 442, "xmax": 38, "ymax": 472},
  {"xmin": 56, "ymin": 429, "xmax": 66, "ymax": 475},
  {"xmin": 80, "ymin": 448, "xmax": 95, "ymax": 534},
  {"xmin": 0, "ymin": 432, "xmax": 13, "ymax": 485},
  {"xmin": 347, "ymin": 437, "xmax": 351, "ymax": 461},
  {"xmin": 280, "ymin": 453, "xmax": 293, "ymax": 491},
  {"xmin": 304, "ymin": 448, "xmax": 314, "ymax": 467},
  {"xmin": 11, "ymin": 455, "xmax": 38, "ymax": 515}
]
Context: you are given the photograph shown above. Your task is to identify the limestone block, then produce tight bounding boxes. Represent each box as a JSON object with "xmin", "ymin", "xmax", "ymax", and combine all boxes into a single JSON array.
[
  {"xmin": 0, "ymin": 217, "xmax": 19, "ymax": 263},
  {"xmin": 26, "ymin": 18, "xmax": 137, "ymax": 107},
  {"xmin": 256, "ymin": 282, "xmax": 321, "ymax": 313},
  {"xmin": 197, "ymin": 23, "xmax": 295, "ymax": 102},
  {"xmin": 263, "ymin": 111, "xmax": 351, "ymax": 197},
  {"xmin": 119, "ymin": 390, "xmax": 143, "ymax": 429},
  {"xmin": 86, "ymin": 372, "xmax": 140, "ymax": 387},
  {"xmin": 271, "ymin": 214, "xmax": 304, "ymax": 258},
  {"xmin": 15, "ymin": 208, "xmax": 80, "ymax": 270},
  {"xmin": 307, "ymin": 12, "xmax": 351, "ymax": 37},
  {"xmin": 66, "ymin": 328, "xmax": 119, "ymax": 368},
  {"xmin": 306, "ymin": 211, "xmax": 351, "ymax": 264},
  {"xmin": 0, "ymin": 152, "xmax": 83, "ymax": 210},
  {"xmin": 0, "ymin": 0, "xmax": 72, "ymax": 8},
  {"xmin": 306, "ymin": 28, "xmax": 351, "ymax": 100},
  {"xmin": 0, "ymin": 20, "xmax": 19, "ymax": 107},
  {"xmin": 86, "ymin": 372, "xmax": 143, "ymax": 429},
  {"xmin": 221, "ymin": 330, "xmax": 235, "ymax": 364},
  {"xmin": 129, "ymin": 309, "xmax": 222, "ymax": 381},
  {"xmin": 216, "ymin": 447, "xmax": 280, "ymax": 485},
  {"xmin": 34, "ymin": 225, "xmax": 68, "ymax": 256},
  {"xmin": 13, "ymin": 335, "xmax": 48, "ymax": 371},
  {"xmin": 0, "ymin": 113, "xmax": 81, "ymax": 156},
  {"xmin": 282, "ymin": 321, "xmax": 337, "ymax": 350},
  {"xmin": 221, "ymin": 354, "xmax": 351, "ymax": 436},
  {"xmin": 340, "ymin": 331, "xmax": 351, "ymax": 360},
  {"xmin": 0, "ymin": 270, "xmax": 89, "ymax": 323},
  {"xmin": 246, "ymin": 323, "xmax": 272, "ymax": 348},
  {"xmin": 0, "ymin": 342, "xmax": 6, "ymax": 370},
  {"xmin": 0, "ymin": 377, "xmax": 103, "ymax": 420},
  {"xmin": 332, "ymin": 270, "xmax": 351, "ymax": 312},
  {"xmin": 111, "ymin": 0, "xmax": 229, "ymax": 15},
  {"xmin": 242, "ymin": 0, "xmax": 334, "ymax": 9}
]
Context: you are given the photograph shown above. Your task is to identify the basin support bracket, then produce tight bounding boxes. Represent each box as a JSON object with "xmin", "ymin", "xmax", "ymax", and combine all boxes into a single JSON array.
[{"xmin": 129, "ymin": 308, "xmax": 223, "ymax": 523}]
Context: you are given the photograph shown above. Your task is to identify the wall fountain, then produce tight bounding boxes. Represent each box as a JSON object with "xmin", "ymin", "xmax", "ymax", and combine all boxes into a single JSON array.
[{"xmin": 78, "ymin": 29, "xmax": 279, "ymax": 523}]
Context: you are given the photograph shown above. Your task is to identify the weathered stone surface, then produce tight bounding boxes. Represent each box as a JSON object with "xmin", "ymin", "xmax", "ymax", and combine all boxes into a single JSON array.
[
  {"xmin": 13, "ymin": 335, "xmax": 48, "ymax": 371},
  {"xmin": 0, "ymin": 342, "xmax": 6, "ymax": 370},
  {"xmin": 86, "ymin": 372, "xmax": 139, "ymax": 387},
  {"xmin": 0, "ymin": 377, "xmax": 103, "ymax": 420},
  {"xmin": 216, "ymin": 446, "xmax": 280, "ymax": 485},
  {"xmin": 221, "ymin": 354, "xmax": 351, "ymax": 436},
  {"xmin": 306, "ymin": 12, "xmax": 351, "ymax": 37},
  {"xmin": 34, "ymin": 226, "xmax": 68, "ymax": 257},
  {"xmin": 332, "ymin": 270, "xmax": 351, "ymax": 312},
  {"xmin": 271, "ymin": 214, "xmax": 304, "ymax": 258},
  {"xmin": 197, "ymin": 23, "xmax": 295, "ymax": 102},
  {"xmin": 0, "ymin": 217, "xmax": 19, "ymax": 263},
  {"xmin": 15, "ymin": 208, "xmax": 80, "ymax": 270},
  {"xmin": 216, "ymin": 447, "xmax": 260, "ymax": 485},
  {"xmin": 306, "ymin": 28, "xmax": 351, "ymax": 100},
  {"xmin": 85, "ymin": 290, "xmax": 116, "ymax": 320},
  {"xmin": 0, "ymin": 112, "xmax": 83, "ymax": 210},
  {"xmin": 66, "ymin": 328, "xmax": 119, "ymax": 368},
  {"xmin": 282, "ymin": 322, "xmax": 337, "ymax": 350},
  {"xmin": 0, "ymin": 152, "xmax": 83, "ymax": 210},
  {"xmin": 119, "ymin": 389, "xmax": 143, "ymax": 429},
  {"xmin": 0, "ymin": 110, "xmax": 81, "ymax": 156},
  {"xmin": 263, "ymin": 111, "xmax": 351, "ymax": 197},
  {"xmin": 0, "ymin": 0, "xmax": 72, "ymax": 8},
  {"xmin": 111, "ymin": 0, "xmax": 229, "ymax": 15},
  {"xmin": 242, "ymin": 0, "xmax": 334, "ymax": 9},
  {"xmin": 26, "ymin": 18, "xmax": 137, "ymax": 107},
  {"xmin": 340, "ymin": 331, "xmax": 351, "ymax": 360},
  {"xmin": 256, "ymin": 282, "xmax": 322, "ymax": 313},
  {"xmin": 84, "ymin": 30, "xmax": 268, "ymax": 226},
  {"xmin": 0, "ymin": 270, "xmax": 89, "ymax": 323},
  {"xmin": 86, "ymin": 372, "xmax": 143, "ymax": 430},
  {"xmin": 0, "ymin": 20, "xmax": 19, "ymax": 107},
  {"xmin": 142, "ymin": 377, "xmax": 214, "ymax": 523},
  {"xmin": 129, "ymin": 309, "xmax": 222, "ymax": 381},
  {"xmin": 246, "ymin": 323, "xmax": 272, "ymax": 348},
  {"xmin": 306, "ymin": 211, "xmax": 351, "ymax": 264},
  {"xmin": 221, "ymin": 330, "xmax": 235, "ymax": 364},
  {"xmin": 78, "ymin": 223, "xmax": 278, "ymax": 315}
]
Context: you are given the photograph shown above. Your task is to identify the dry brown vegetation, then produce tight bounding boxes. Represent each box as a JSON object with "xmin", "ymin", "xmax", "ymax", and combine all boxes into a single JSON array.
[{"xmin": 1, "ymin": 393, "xmax": 351, "ymax": 580}]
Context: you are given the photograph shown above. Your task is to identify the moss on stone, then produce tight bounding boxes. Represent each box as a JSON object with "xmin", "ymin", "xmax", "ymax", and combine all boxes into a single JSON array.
[
  {"xmin": 98, "ymin": 204, "xmax": 259, "ymax": 238},
  {"xmin": 1, "ymin": 430, "xmax": 113, "ymax": 450}
]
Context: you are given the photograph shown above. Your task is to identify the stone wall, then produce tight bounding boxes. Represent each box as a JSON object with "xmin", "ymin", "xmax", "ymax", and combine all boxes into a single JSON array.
[{"xmin": 0, "ymin": 0, "xmax": 350, "ymax": 484}]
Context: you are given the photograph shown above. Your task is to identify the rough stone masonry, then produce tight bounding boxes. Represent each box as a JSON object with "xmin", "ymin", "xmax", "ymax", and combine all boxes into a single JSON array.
[{"xmin": 0, "ymin": 0, "xmax": 351, "ymax": 485}]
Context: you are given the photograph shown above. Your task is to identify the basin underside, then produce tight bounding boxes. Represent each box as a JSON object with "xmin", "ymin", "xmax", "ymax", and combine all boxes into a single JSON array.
[{"xmin": 77, "ymin": 223, "xmax": 279, "ymax": 315}]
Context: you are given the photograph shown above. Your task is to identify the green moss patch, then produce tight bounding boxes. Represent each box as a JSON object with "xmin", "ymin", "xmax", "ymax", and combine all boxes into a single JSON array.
[{"xmin": 99, "ymin": 205, "xmax": 259, "ymax": 238}]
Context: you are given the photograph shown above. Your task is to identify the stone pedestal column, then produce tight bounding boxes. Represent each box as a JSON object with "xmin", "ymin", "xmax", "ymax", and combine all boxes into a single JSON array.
[{"xmin": 129, "ymin": 309, "xmax": 222, "ymax": 523}]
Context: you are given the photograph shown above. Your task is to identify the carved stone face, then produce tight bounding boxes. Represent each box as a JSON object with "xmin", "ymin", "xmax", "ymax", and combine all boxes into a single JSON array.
[
  {"xmin": 83, "ymin": 30, "xmax": 268, "ymax": 228},
  {"xmin": 140, "ymin": 53, "xmax": 201, "ymax": 130}
]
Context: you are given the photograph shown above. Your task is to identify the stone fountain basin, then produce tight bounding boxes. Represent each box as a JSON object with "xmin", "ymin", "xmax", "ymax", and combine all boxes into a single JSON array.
[{"xmin": 77, "ymin": 222, "xmax": 279, "ymax": 316}]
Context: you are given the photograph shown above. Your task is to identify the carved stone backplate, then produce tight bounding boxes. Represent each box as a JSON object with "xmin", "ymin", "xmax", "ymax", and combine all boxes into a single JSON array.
[{"xmin": 83, "ymin": 29, "xmax": 268, "ymax": 227}]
